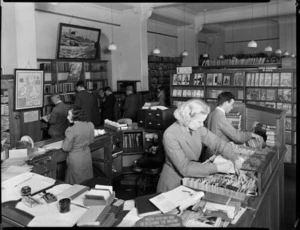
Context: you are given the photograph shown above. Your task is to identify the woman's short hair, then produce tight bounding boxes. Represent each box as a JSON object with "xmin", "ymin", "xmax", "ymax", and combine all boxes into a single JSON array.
[
  {"xmin": 68, "ymin": 105, "xmax": 88, "ymax": 122},
  {"xmin": 174, "ymin": 99, "xmax": 210, "ymax": 126}
]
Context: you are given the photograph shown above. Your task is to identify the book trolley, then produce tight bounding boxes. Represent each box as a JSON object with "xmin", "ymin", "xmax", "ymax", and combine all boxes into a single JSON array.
[{"xmin": 182, "ymin": 104, "xmax": 286, "ymax": 203}]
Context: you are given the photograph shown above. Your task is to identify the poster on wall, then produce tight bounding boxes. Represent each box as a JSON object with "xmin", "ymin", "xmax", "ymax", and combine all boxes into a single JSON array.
[
  {"xmin": 56, "ymin": 23, "xmax": 101, "ymax": 60},
  {"xmin": 14, "ymin": 69, "xmax": 44, "ymax": 111}
]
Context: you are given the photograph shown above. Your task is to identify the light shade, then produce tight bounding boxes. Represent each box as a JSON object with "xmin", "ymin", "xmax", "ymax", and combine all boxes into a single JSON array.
[
  {"xmin": 232, "ymin": 56, "xmax": 237, "ymax": 60},
  {"xmin": 218, "ymin": 55, "xmax": 224, "ymax": 59},
  {"xmin": 275, "ymin": 49, "xmax": 282, "ymax": 55},
  {"xmin": 291, "ymin": 53, "xmax": 296, "ymax": 58},
  {"xmin": 247, "ymin": 40, "xmax": 257, "ymax": 48},
  {"xmin": 203, "ymin": 53, "xmax": 208, "ymax": 58},
  {"xmin": 153, "ymin": 48, "xmax": 160, "ymax": 54},
  {"xmin": 264, "ymin": 45, "xmax": 273, "ymax": 52},
  {"xmin": 182, "ymin": 50, "xmax": 189, "ymax": 57},
  {"xmin": 283, "ymin": 50, "xmax": 290, "ymax": 56},
  {"xmin": 108, "ymin": 42, "xmax": 117, "ymax": 51}
]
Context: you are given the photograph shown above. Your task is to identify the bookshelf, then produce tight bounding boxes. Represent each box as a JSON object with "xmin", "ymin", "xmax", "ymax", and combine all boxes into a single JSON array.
[
  {"xmin": 170, "ymin": 67, "xmax": 296, "ymax": 164},
  {"xmin": 148, "ymin": 55, "xmax": 182, "ymax": 106},
  {"xmin": 37, "ymin": 59, "xmax": 108, "ymax": 116}
]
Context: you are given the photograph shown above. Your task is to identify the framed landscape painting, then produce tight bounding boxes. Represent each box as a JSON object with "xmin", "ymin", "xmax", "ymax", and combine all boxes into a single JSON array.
[{"xmin": 57, "ymin": 23, "xmax": 101, "ymax": 60}]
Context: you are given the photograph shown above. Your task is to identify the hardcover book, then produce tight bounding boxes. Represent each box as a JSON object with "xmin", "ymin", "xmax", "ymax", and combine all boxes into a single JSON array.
[
  {"xmin": 264, "ymin": 73, "xmax": 272, "ymax": 87},
  {"xmin": 276, "ymin": 103, "xmax": 283, "ymax": 109},
  {"xmin": 177, "ymin": 89, "xmax": 182, "ymax": 97},
  {"xmin": 209, "ymin": 89, "xmax": 218, "ymax": 99},
  {"xmin": 223, "ymin": 74, "xmax": 231, "ymax": 86},
  {"xmin": 173, "ymin": 74, "xmax": 180, "ymax": 85},
  {"xmin": 182, "ymin": 89, "xmax": 188, "ymax": 97},
  {"xmin": 282, "ymin": 103, "xmax": 292, "ymax": 116},
  {"xmin": 282, "ymin": 89, "xmax": 292, "ymax": 101},
  {"xmin": 193, "ymin": 73, "xmax": 199, "ymax": 85},
  {"xmin": 272, "ymin": 73, "xmax": 280, "ymax": 86},
  {"xmin": 251, "ymin": 73, "xmax": 256, "ymax": 86},
  {"xmin": 255, "ymin": 73, "xmax": 260, "ymax": 86},
  {"xmin": 187, "ymin": 90, "xmax": 192, "ymax": 97},
  {"xmin": 182, "ymin": 74, "xmax": 191, "ymax": 85},
  {"xmin": 246, "ymin": 88, "xmax": 260, "ymax": 100},
  {"xmin": 198, "ymin": 73, "xmax": 204, "ymax": 85},
  {"xmin": 280, "ymin": 73, "xmax": 292, "ymax": 87},
  {"xmin": 213, "ymin": 74, "xmax": 219, "ymax": 86},
  {"xmin": 238, "ymin": 90, "xmax": 244, "ymax": 100},
  {"xmin": 246, "ymin": 73, "xmax": 252, "ymax": 86},
  {"xmin": 172, "ymin": 89, "xmax": 177, "ymax": 97},
  {"xmin": 233, "ymin": 72, "xmax": 244, "ymax": 86},
  {"xmin": 266, "ymin": 89, "xmax": 276, "ymax": 101},
  {"xmin": 260, "ymin": 89, "xmax": 267, "ymax": 100},
  {"xmin": 206, "ymin": 74, "xmax": 214, "ymax": 86},
  {"xmin": 135, "ymin": 193, "xmax": 162, "ymax": 217},
  {"xmin": 285, "ymin": 118, "xmax": 292, "ymax": 130},
  {"xmin": 259, "ymin": 73, "xmax": 265, "ymax": 86},
  {"xmin": 216, "ymin": 73, "xmax": 223, "ymax": 86}
]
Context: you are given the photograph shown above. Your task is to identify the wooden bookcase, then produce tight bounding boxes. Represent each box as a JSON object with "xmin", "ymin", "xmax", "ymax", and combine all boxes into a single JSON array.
[
  {"xmin": 170, "ymin": 67, "xmax": 296, "ymax": 164},
  {"xmin": 148, "ymin": 55, "xmax": 182, "ymax": 106},
  {"xmin": 37, "ymin": 59, "xmax": 108, "ymax": 116}
]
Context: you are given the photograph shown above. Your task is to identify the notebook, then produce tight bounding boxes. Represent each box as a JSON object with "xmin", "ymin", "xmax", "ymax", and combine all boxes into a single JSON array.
[{"xmin": 135, "ymin": 193, "xmax": 162, "ymax": 217}]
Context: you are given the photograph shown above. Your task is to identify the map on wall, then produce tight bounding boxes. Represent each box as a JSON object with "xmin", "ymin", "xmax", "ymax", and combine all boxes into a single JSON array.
[{"xmin": 14, "ymin": 69, "xmax": 44, "ymax": 110}]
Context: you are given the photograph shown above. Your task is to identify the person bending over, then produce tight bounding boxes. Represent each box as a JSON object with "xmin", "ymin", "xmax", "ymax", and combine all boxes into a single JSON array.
[{"xmin": 156, "ymin": 99, "xmax": 242, "ymax": 193}]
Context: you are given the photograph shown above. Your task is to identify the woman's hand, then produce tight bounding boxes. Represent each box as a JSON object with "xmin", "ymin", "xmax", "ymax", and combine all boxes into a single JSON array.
[
  {"xmin": 215, "ymin": 162, "xmax": 232, "ymax": 174},
  {"xmin": 234, "ymin": 158, "xmax": 243, "ymax": 176}
]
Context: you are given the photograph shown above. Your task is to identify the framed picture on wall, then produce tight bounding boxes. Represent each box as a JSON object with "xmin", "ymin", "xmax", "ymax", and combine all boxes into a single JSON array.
[
  {"xmin": 14, "ymin": 69, "xmax": 44, "ymax": 111},
  {"xmin": 56, "ymin": 23, "xmax": 101, "ymax": 60}
]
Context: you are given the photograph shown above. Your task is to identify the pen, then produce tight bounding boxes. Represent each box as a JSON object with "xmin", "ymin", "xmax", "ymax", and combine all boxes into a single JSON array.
[
  {"xmin": 71, "ymin": 202, "xmax": 89, "ymax": 209},
  {"xmin": 14, "ymin": 175, "xmax": 33, "ymax": 187}
]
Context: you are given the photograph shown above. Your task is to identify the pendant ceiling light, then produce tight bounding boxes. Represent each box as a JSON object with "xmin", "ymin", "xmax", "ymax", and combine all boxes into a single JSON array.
[
  {"xmin": 182, "ymin": 4, "xmax": 188, "ymax": 57},
  {"xmin": 247, "ymin": 2, "xmax": 257, "ymax": 48},
  {"xmin": 264, "ymin": 3, "xmax": 272, "ymax": 52},
  {"xmin": 275, "ymin": 0, "xmax": 282, "ymax": 55},
  {"xmin": 290, "ymin": 17, "xmax": 295, "ymax": 58},
  {"xmin": 283, "ymin": 15, "xmax": 289, "ymax": 57},
  {"xmin": 108, "ymin": 3, "xmax": 117, "ymax": 51},
  {"xmin": 153, "ymin": 6, "xmax": 160, "ymax": 55},
  {"xmin": 202, "ymin": 9, "xmax": 208, "ymax": 58}
]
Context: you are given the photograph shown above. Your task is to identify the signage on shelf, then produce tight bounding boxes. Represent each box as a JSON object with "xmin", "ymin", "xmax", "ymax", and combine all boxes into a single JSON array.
[{"xmin": 176, "ymin": 67, "xmax": 192, "ymax": 74}]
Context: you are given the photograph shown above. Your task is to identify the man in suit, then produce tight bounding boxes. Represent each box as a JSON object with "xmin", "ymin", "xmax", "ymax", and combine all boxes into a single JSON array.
[
  {"xmin": 48, "ymin": 94, "xmax": 69, "ymax": 138},
  {"xmin": 102, "ymin": 86, "xmax": 116, "ymax": 122},
  {"xmin": 123, "ymin": 85, "xmax": 139, "ymax": 122},
  {"xmin": 74, "ymin": 81, "xmax": 99, "ymax": 126},
  {"xmin": 205, "ymin": 91, "xmax": 262, "ymax": 158},
  {"xmin": 157, "ymin": 99, "xmax": 242, "ymax": 193}
]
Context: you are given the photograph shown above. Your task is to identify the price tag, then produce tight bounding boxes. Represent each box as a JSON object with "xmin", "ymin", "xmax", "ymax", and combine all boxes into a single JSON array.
[{"xmin": 135, "ymin": 214, "xmax": 183, "ymax": 227}]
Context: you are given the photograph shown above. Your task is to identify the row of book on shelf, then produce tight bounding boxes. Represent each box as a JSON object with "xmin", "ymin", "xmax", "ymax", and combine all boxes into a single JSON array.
[
  {"xmin": 44, "ymin": 83, "xmax": 75, "ymax": 94},
  {"xmin": 201, "ymin": 57, "xmax": 267, "ymax": 66},
  {"xmin": 148, "ymin": 56, "xmax": 182, "ymax": 63},
  {"xmin": 148, "ymin": 63, "xmax": 180, "ymax": 70},
  {"xmin": 246, "ymin": 88, "xmax": 293, "ymax": 101},
  {"xmin": 86, "ymin": 80, "xmax": 108, "ymax": 90},
  {"xmin": 172, "ymin": 72, "xmax": 293, "ymax": 87},
  {"xmin": 248, "ymin": 101, "xmax": 294, "ymax": 116},
  {"xmin": 149, "ymin": 69, "xmax": 176, "ymax": 77},
  {"xmin": 123, "ymin": 133, "xmax": 143, "ymax": 149},
  {"xmin": 172, "ymin": 89, "xmax": 204, "ymax": 98},
  {"xmin": 40, "ymin": 62, "xmax": 105, "ymax": 73}
]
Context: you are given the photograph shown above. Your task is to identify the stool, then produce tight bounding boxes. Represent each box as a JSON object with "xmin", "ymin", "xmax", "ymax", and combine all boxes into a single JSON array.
[{"xmin": 80, "ymin": 177, "xmax": 111, "ymax": 189}]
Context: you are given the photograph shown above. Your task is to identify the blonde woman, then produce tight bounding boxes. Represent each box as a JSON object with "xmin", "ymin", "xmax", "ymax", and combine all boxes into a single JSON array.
[{"xmin": 157, "ymin": 99, "xmax": 242, "ymax": 193}]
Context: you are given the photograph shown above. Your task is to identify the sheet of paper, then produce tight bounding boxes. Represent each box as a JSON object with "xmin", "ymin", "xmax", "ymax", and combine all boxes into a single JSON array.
[
  {"xmin": 1, "ymin": 157, "xmax": 27, "ymax": 167},
  {"xmin": 46, "ymin": 184, "xmax": 73, "ymax": 196},
  {"xmin": 1, "ymin": 165, "xmax": 33, "ymax": 181},
  {"xmin": 117, "ymin": 208, "xmax": 141, "ymax": 227},
  {"xmin": 21, "ymin": 200, "xmax": 87, "ymax": 227},
  {"xmin": 43, "ymin": 140, "xmax": 63, "ymax": 150},
  {"xmin": 9, "ymin": 149, "xmax": 28, "ymax": 158},
  {"xmin": 213, "ymin": 155, "xmax": 245, "ymax": 174},
  {"xmin": 41, "ymin": 114, "xmax": 50, "ymax": 122},
  {"xmin": 204, "ymin": 202, "xmax": 236, "ymax": 219},
  {"xmin": 231, "ymin": 207, "xmax": 247, "ymax": 225},
  {"xmin": 150, "ymin": 186, "xmax": 197, "ymax": 214},
  {"xmin": 24, "ymin": 110, "xmax": 39, "ymax": 123},
  {"xmin": 123, "ymin": 199, "xmax": 135, "ymax": 210}
]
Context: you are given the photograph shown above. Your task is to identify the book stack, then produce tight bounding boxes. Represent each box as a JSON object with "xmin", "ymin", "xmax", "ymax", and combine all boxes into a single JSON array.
[
  {"xmin": 266, "ymin": 128, "xmax": 276, "ymax": 147},
  {"xmin": 83, "ymin": 185, "xmax": 115, "ymax": 206},
  {"xmin": 226, "ymin": 112, "xmax": 242, "ymax": 130}
]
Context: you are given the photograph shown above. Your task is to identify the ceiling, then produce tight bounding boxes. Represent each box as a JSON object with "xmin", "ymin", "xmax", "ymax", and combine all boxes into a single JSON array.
[{"xmin": 88, "ymin": 1, "xmax": 290, "ymax": 27}]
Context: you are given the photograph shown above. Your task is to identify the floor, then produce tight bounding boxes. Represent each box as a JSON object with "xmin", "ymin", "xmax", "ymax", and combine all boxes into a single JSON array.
[{"xmin": 114, "ymin": 163, "xmax": 297, "ymax": 229}]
